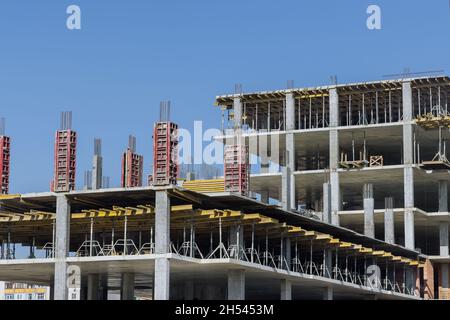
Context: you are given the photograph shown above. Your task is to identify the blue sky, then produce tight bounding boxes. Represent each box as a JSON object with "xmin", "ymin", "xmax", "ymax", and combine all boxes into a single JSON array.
[{"xmin": 0, "ymin": 0, "xmax": 449, "ymax": 193}]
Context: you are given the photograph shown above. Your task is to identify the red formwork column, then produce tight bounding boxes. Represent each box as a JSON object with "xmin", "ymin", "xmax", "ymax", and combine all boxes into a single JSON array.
[
  {"xmin": 0, "ymin": 136, "xmax": 11, "ymax": 194},
  {"xmin": 52, "ymin": 130, "xmax": 77, "ymax": 192},
  {"xmin": 121, "ymin": 149, "xmax": 144, "ymax": 188},
  {"xmin": 224, "ymin": 144, "xmax": 249, "ymax": 195},
  {"xmin": 153, "ymin": 122, "xmax": 178, "ymax": 186}
]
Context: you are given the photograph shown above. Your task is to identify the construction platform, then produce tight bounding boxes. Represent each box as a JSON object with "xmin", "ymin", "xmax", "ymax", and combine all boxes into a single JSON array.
[{"xmin": 0, "ymin": 186, "xmax": 424, "ymax": 300}]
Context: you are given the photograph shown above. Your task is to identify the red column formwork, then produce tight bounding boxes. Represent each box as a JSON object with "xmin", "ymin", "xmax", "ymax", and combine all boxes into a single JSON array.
[
  {"xmin": 0, "ymin": 136, "xmax": 11, "ymax": 194},
  {"xmin": 153, "ymin": 122, "xmax": 178, "ymax": 186}
]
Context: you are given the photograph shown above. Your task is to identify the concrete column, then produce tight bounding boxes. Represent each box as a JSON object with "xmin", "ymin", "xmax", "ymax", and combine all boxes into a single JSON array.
[
  {"xmin": 286, "ymin": 93, "xmax": 295, "ymax": 131},
  {"xmin": 229, "ymin": 224, "xmax": 244, "ymax": 260},
  {"xmin": 92, "ymin": 155, "xmax": 102, "ymax": 190},
  {"xmin": 330, "ymin": 172, "xmax": 340, "ymax": 226},
  {"xmin": 329, "ymin": 88, "xmax": 340, "ymax": 226},
  {"xmin": 99, "ymin": 274, "xmax": 108, "ymax": 300},
  {"xmin": 441, "ymin": 264, "xmax": 449, "ymax": 290},
  {"xmin": 403, "ymin": 81, "xmax": 415, "ymax": 250},
  {"xmin": 280, "ymin": 279, "xmax": 292, "ymax": 300},
  {"xmin": 439, "ymin": 180, "xmax": 448, "ymax": 213},
  {"xmin": 260, "ymin": 190, "xmax": 269, "ymax": 204},
  {"xmin": 233, "ymin": 97, "xmax": 242, "ymax": 129},
  {"xmin": 186, "ymin": 172, "xmax": 195, "ymax": 181},
  {"xmin": 87, "ymin": 274, "xmax": 99, "ymax": 300},
  {"xmin": 324, "ymin": 249, "xmax": 333, "ymax": 278},
  {"xmin": 323, "ymin": 183, "xmax": 331, "ymax": 223},
  {"xmin": 363, "ymin": 184, "xmax": 375, "ymax": 238},
  {"xmin": 284, "ymin": 237, "xmax": 291, "ymax": 270},
  {"xmin": 440, "ymin": 222, "xmax": 449, "ymax": 256},
  {"xmin": 282, "ymin": 135, "xmax": 296, "ymax": 211},
  {"xmin": 120, "ymin": 273, "xmax": 135, "ymax": 300},
  {"xmin": 438, "ymin": 181, "xmax": 448, "ymax": 256},
  {"xmin": 322, "ymin": 286, "xmax": 333, "ymax": 300},
  {"xmin": 154, "ymin": 190, "xmax": 170, "ymax": 300},
  {"xmin": 184, "ymin": 280, "xmax": 194, "ymax": 300},
  {"xmin": 54, "ymin": 195, "xmax": 71, "ymax": 300},
  {"xmin": 384, "ymin": 197, "xmax": 395, "ymax": 244},
  {"xmin": 227, "ymin": 269, "xmax": 245, "ymax": 300}
]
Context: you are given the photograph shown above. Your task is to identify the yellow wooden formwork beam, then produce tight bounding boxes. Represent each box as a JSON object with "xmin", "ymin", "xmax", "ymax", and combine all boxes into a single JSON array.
[
  {"xmin": 359, "ymin": 247, "xmax": 373, "ymax": 254},
  {"xmin": 372, "ymin": 250, "xmax": 385, "ymax": 256},
  {"xmin": 382, "ymin": 252, "xmax": 394, "ymax": 259},
  {"xmin": 338, "ymin": 241, "xmax": 353, "ymax": 248},
  {"xmin": 0, "ymin": 194, "xmax": 21, "ymax": 200}
]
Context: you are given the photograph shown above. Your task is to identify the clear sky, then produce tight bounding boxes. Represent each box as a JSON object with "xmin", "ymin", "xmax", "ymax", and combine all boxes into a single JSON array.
[{"xmin": 0, "ymin": 0, "xmax": 449, "ymax": 193}]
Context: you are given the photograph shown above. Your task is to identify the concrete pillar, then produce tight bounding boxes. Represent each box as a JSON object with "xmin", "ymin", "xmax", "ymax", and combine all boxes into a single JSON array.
[
  {"xmin": 154, "ymin": 190, "xmax": 170, "ymax": 300},
  {"xmin": 87, "ymin": 274, "xmax": 99, "ymax": 300},
  {"xmin": 99, "ymin": 274, "xmax": 108, "ymax": 300},
  {"xmin": 92, "ymin": 154, "xmax": 102, "ymax": 190},
  {"xmin": 363, "ymin": 184, "xmax": 375, "ymax": 238},
  {"xmin": 384, "ymin": 197, "xmax": 395, "ymax": 244},
  {"xmin": 441, "ymin": 264, "xmax": 449, "ymax": 290},
  {"xmin": 282, "ymin": 135, "xmax": 296, "ymax": 211},
  {"xmin": 323, "ymin": 249, "xmax": 333, "ymax": 278},
  {"xmin": 439, "ymin": 180, "xmax": 448, "ymax": 213},
  {"xmin": 233, "ymin": 97, "xmax": 242, "ymax": 129},
  {"xmin": 329, "ymin": 88, "xmax": 340, "ymax": 226},
  {"xmin": 54, "ymin": 195, "xmax": 71, "ymax": 300},
  {"xmin": 286, "ymin": 93, "xmax": 295, "ymax": 131},
  {"xmin": 260, "ymin": 190, "xmax": 269, "ymax": 204},
  {"xmin": 323, "ymin": 183, "xmax": 331, "ymax": 223},
  {"xmin": 404, "ymin": 168, "xmax": 415, "ymax": 250},
  {"xmin": 322, "ymin": 286, "xmax": 333, "ymax": 300},
  {"xmin": 280, "ymin": 279, "xmax": 292, "ymax": 300},
  {"xmin": 186, "ymin": 172, "xmax": 195, "ymax": 181},
  {"xmin": 402, "ymin": 81, "xmax": 415, "ymax": 250},
  {"xmin": 227, "ymin": 269, "xmax": 245, "ymax": 300},
  {"xmin": 405, "ymin": 267, "xmax": 415, "ymax": 294},
  {"xmin": 184, "ymin": 280, "xmax": 194, "ymax": 300},
  {"xmin": 229, "ymin": 224, "xmax": 244, "ymax": 260},
  {"xmin": 440, "ymin": 223, "xmax": 449, "ymax": 256},
  {"xmin": 120, "ymin": 273, "xmax": 135, "ymax": 300}
]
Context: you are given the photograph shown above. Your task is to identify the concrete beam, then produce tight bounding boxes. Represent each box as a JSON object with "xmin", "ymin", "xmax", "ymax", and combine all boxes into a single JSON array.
[
  {"xmin": 384, "ymin": 197, "xmax": 395, "ymax": 244},
  {"xmin": 54, "ymin": 195, "xmax": 71, "ymax": 300},
  {"xmin": 120, "ymin": 273, "xmax": 135, "ymax": 300},
  {"xmin": 280, "ymin": 279, "xmax": 292, "ymax": 300},
  {"xmin": 154, "ymin": 191, "xmax": 171, "ymax": 300},
  {"xmin": 227, "ymin": 269, "xmax": 245, "ymax": 300}
]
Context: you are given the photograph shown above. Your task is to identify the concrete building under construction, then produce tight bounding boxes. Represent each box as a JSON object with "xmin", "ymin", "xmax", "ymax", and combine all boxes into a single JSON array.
[{"xmin": 0, "ymin": 76, "xmax": 449, "ymax": 300}]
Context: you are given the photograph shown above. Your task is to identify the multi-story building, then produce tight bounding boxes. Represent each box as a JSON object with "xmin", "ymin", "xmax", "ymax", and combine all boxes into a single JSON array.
[
  {"xmin": 0, "ymin": 282, "xmax": 49, "ymax": 300},
  {"xmin": 215, "ymin": 75, "xmax": 450, "ymax": 299}
]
